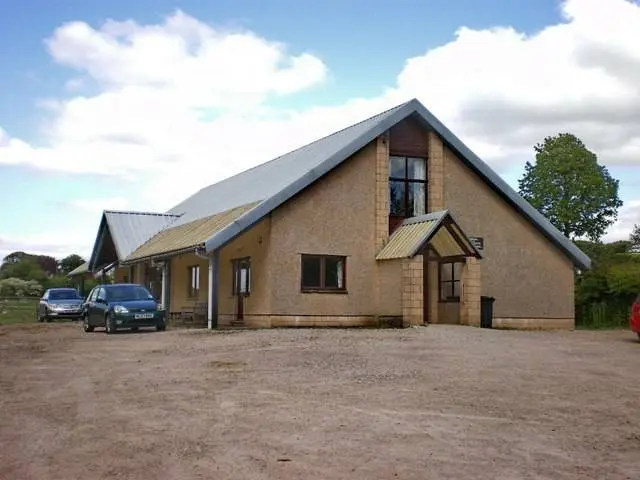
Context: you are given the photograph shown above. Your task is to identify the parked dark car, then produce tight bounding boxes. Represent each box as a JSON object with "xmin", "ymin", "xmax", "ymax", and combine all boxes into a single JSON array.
[
  {"xmin": 82, "ymin": 283, "xmax": 166, "ymax": 334},
  {"xmin": 38, "ymin": 288, "xmax": 84, "ymax": 322},
  {"xmin": 631, "ymin": 293, "xmax": 640, "ymax": 341}
]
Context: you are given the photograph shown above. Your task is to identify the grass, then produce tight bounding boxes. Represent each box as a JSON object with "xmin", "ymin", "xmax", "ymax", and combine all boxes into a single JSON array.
[{"xmin": 0, "ymin": 297, "xmax": 39, "ymax": 325}]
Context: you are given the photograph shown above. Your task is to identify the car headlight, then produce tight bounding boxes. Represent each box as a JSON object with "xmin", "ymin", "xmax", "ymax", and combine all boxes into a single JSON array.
[
  {"xmin": 156, "ymin": 304, "xmax": 165, "ymax": 311},
  {"xmin": 113, "ymin": 305, "xmax": 129, "ymax": 314},
  {"xmin": 48, "ymin": 304, "xmax": 59, "ymax": 310}
]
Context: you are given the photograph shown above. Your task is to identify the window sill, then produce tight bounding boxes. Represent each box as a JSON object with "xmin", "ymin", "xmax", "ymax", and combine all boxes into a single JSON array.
[
  {"xmin": 439, "ymin": 298, "xmax": 460, "ymax": 303},
  {"xmin": 301, "ymin": 289, "xmax": 348, "ymax": 295}
]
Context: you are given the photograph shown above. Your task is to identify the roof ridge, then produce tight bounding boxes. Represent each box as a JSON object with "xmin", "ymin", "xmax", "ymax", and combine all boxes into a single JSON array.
[
  {"xmin": 104, "ymin": 210, "xmax": 181, "ymax": 217},
  {"xmin": 198, "ymin": 98, "xmax": 591, "ymax": 270},
  {"xmin": 167, "ymin": 100, "xmax": 414, "ymax": 214}
]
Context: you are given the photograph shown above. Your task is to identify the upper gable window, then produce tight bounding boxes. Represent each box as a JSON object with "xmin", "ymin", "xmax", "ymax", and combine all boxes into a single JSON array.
[{"xmin": 389, "ymin": 156, "xmax": 427, "ymax": 219}]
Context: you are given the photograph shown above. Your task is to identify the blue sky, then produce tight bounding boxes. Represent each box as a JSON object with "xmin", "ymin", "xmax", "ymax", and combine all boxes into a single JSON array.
[{"xmin": 1, "ymin": 0, "xmax": 639, "ymax": 260}]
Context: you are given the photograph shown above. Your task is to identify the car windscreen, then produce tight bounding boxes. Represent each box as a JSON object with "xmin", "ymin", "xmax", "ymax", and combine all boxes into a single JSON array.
[
  {"xmin": 49, "ymin": 290, "xmax": 81, "ymax": 300},
  {"xmin": 105, "ymin": 285, "xmax": 154, "ymax": 302}
]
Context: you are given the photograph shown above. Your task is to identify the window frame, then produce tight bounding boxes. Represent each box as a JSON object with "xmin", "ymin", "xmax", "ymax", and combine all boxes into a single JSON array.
[
  {"xmin": 388, "ymin": 155, "xmax": 428, "ymax": 220},
  {"xmin": 439, "ymin": 261, "xmax": 463, "ymax": 303},
  {"xmin": 300, "ymin": 254, "xmax": 347, "ymax": 294},
  {"xmin": 187, "ymin": 265, "xmax": 200, "ymax": 298},
  {"xmin": 231, "ymin": 257, "xmax": 252, "ymax": 296}
]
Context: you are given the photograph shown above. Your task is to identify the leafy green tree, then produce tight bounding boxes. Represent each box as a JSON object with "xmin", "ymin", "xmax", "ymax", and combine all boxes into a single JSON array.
[
  {"xmin": 1, "ymin": 252, "xmax": 57, "ymax": 277},
  {"xmin": 631, "ymin": 224, "xmax": 640, "ymax": 251},
  {"xmin": 518, "ymin": 133, "xmax": 623, "ymax": 241},
  {"xmin": 58, "ymin": 254, "xmax": 85, "ymax": 275},
  {"xmin": 0, "ymin": 258, "xmax": 47, "ymax": 283}
]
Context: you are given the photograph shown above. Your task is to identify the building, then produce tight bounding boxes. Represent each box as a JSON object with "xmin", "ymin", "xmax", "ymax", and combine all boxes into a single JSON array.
[{"xmin": 86, "ymin": 99, "xmax": 591, "ymax": 330}]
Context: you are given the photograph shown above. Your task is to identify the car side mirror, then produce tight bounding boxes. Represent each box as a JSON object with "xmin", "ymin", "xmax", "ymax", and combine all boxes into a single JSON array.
[{"xmin": 96, "ymin": 298, "xmax": 106, "ymax": 304}]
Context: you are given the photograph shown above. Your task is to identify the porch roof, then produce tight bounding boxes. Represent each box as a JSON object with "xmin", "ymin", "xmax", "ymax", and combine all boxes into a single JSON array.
[
  {"xmin": 122, "ymin": 202, "xmax": 260, "ymax": 264},
  {"xmin": 376, "ymin": 210, "xmax": 481, "ymax": 261},
  {"xmin": 67, "ymin": 261, "xmax": 89, "ymax": 277}
]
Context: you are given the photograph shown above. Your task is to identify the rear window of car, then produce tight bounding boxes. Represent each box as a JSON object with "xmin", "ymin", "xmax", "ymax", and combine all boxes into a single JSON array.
[
  {"xmin": 49, "ymin": 289, "xmax": 81, "ymax": 300},
  {"xmin": 106, "ymin": 285, "xmax": 154, "ymax": 301}
]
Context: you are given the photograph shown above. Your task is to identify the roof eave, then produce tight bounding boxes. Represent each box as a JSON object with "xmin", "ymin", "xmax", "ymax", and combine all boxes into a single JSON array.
[
  {"xmin": 204, "ymin": 103, "xmax": 418, "ymax": 253},
  {"xmin": 121, "ymin": 244, "xmax": 204, "ymax": 265},
  {"xmin": 407, "ymin": 100, "xmax": 592, "ymax": 270},
  {"xmin": 202, "ymin": 97, "xmax": 590, "ymax": 271}
]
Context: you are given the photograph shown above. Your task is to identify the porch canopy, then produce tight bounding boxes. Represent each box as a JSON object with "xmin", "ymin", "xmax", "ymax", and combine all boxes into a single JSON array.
[{"xmin": 376, "ymin": 210, "xmax": 482, "ymax": 261}]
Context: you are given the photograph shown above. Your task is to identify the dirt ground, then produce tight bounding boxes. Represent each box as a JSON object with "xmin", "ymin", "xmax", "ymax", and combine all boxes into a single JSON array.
[{"xmin": 0, "ymin": 323, "xmax": 639, "ymax": 480}]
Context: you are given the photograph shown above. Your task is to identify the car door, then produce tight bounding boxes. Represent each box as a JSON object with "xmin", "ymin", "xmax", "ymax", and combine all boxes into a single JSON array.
[
  {"xmin": 85, "ymin": 288, "xmax": 98, "ymax": 325},
  {"xmin": 95, "ymin": 287, "xmax": 109, "ymax": 326},
  {"xmin": 39, "ymin": 290, "xmax": 49, "ymax": 318}
]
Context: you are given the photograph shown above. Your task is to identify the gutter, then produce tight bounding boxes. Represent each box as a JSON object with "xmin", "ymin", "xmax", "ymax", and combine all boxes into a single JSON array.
[{"xmin": 120, "ymin": 244, "xmax": 205, "ymax": 266}]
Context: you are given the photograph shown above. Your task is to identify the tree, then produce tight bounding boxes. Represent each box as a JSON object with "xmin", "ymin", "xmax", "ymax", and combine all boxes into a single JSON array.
[
  {"xmin": 518, "ymin": 133, "xmax": 623, "ymax": 241},
  {"xmin": 58, "ymin": 254, "xmax": 85, "ymax": 275},
  {"xmin": 33, "ymin": 255, "xmax": 57, "ymax": 276},
  {"xmin": 45, "ymin": 275, "xmax": 73, "ymax": 289},
  {"xmin": 1, "ymin": 252, "xmax": 57, "ymax": 277},
  {"xmin": 631, "ymin": 224, "xmax": 640, "ymax": 252},
  {"xmin": 0, "ymin": 258, "xmax": 47, "ymax": 283}
]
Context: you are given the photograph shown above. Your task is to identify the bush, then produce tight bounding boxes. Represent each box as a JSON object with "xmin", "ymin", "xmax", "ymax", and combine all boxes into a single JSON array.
[
  {"xmin": 0, "ymin": 278, "xmax": 43, "ymax": 297},
  {"xmin": 44, "ymin": 275, "xmax": 73, "ymax": 289}
]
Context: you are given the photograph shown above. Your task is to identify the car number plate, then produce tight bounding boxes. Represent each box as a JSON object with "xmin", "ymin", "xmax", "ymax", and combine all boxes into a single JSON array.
[{"xmin": 134, "ymin": 313, "xmax": 154, "ymax": 319}]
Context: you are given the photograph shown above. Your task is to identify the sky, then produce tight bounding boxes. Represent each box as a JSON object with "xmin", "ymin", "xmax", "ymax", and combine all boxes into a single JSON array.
[{"xmin": 1, "ymin": 0, "xmax": 640, "ymax": 261}]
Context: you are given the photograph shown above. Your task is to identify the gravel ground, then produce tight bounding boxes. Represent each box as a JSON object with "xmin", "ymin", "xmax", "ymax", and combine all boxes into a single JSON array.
[{"xmin": 0, "ymin": 323, "xmax": 639, "ymax": 480}]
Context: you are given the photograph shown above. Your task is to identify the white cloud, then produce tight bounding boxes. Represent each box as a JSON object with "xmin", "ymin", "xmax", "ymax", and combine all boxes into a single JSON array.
[
  {"xmin": 603, "ymin": 200, "xmax": 640, "ymax": 242},
  {"xmin": 1, "ymin": 0, "xmax": 640, "ymax": 256},
  {"xmin": 0, "ymin": 232, "xmax": 94, "ymax": 261}
]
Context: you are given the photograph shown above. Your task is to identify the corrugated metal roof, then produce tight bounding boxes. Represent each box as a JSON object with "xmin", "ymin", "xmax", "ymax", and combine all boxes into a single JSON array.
[
  {"xmin": 191, "ymin": 98, "xmax": 591, "ymax": 270},
  {"xmin": 167, "ymin": 102, "xmax": 410, "ymax": 227},
  {"xmin": 376, "ymin": 220, "xmax": 437, "ymax": 260},
  {"xmin": 68, "ymin": 261, "xmax": 89, "ymax": 277},
  {"xmin": 124, "ymin": 202, "xmax": 259, "ymax": 263},
  {"xmin": 376, "ymin": 211, "xmax": 482, "ymax": 261},
  {"xmin": 104, "ymin": 211, "xmax": 180, "ymax": 260}
]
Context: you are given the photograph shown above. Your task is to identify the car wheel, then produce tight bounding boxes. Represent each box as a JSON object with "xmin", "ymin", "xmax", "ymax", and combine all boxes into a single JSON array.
[
  {"xmin": 83, "ymin": 315, "xmax": 94, "ymax": 333},
  {"xmin": 131, "ymin": 327, "xmax": 139, "ymax": 332},
  {"xmin": 105, "ymin": 315, "xmax": 116, "ymax": 334},
  {"xmin": 637, "ymin": 332, "xmax": 640, "ymax": 342},
  {"xmin": 156, "ymin": 323, "xmax": 166, "ymax": 332}
]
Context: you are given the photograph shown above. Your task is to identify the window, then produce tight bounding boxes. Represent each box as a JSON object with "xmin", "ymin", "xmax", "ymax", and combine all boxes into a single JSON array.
[
  {"xmin": 232, "ymin": 258, "xmax": 251, "ymax": 296},
  {"xmin": 301, "ymin": 255, "xmax": 346, "ymax": 292},
  {"xmin": 48, "ymin": 289, "xmax": 81, "ymax": 300},
  {"xmin": 88, "ymin": 288, "xmax": 98, "ymax": 302},
  {"xmin": 97, "ymin": 288, "xmax": 107, "ymax": 302},
  {"xmin": 389, "ymin": 155, "xmax": 427, "ymax": 219},
  {"xmin": 188, "ymin": 265, "xmax": 200, "ymax": 298},
  {"xmin": 105, "ymin": 285, "xmax": 154, "ymax": 301},
  {"xmin": 440, "ymin": 262, "xmax": 463, "ymax": 302}
]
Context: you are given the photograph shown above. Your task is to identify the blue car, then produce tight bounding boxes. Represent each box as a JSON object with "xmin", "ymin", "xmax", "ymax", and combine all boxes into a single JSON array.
[
  {"xmin": 38, "ymin": 287, "xmax": 84, "ymax": 322},
  {"xmin": 82, "ymin": 283, "xmax": 166, "ymax": 334}
]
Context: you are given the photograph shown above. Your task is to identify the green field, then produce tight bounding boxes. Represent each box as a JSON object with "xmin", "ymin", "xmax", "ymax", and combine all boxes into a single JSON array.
[{"xmin": 0, "ymin": 297, "xmax": 39, "ymax": 325}]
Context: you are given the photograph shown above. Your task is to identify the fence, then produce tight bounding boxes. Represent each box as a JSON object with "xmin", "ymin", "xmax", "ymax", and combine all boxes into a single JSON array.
[{"xmin": 0, "ymin": 297, "xmax": 39, "ymax": 325}]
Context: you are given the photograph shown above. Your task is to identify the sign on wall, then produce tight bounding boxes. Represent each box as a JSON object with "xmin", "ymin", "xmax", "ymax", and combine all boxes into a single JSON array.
[{"xmin": 469, "ymin": 236, "xmax": 484, "ymax": 252}]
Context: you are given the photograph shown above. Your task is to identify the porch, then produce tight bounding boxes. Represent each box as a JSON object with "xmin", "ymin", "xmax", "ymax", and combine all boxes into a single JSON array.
[{"xmin": 376, "ymin": 211, "xmax": 483, "ymax": 327}]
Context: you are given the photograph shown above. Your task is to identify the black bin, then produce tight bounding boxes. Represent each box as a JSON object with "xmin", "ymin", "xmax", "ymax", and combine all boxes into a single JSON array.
[{"xmin": 480, "ymin": 296, "xmax": 495, "ymax": 329}]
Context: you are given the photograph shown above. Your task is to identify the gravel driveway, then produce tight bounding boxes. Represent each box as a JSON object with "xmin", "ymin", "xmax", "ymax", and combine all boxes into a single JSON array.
[{"xmin": 0, "ymin": 323, "xmax": 638, "ymax": 479}]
